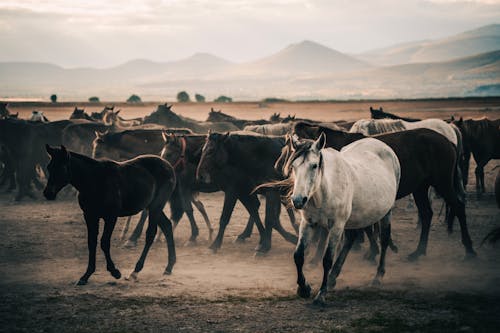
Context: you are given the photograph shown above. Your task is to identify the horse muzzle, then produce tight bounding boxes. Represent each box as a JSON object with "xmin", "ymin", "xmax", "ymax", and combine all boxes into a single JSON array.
[{"xmin": 292, "ymin": 195, "xmax": 308, "ymax": 209}]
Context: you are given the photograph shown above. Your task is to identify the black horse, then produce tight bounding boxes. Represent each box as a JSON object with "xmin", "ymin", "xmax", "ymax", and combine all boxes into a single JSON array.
[
  {"xmin": 43, "ymin": 145, "xmax": 177, "ymax": 285},
  {"xmin": 292, "ymin": 123, "xmax": 476, "ymax": 261},
  {"xmin": 196, "ymin": 132, "xmax": 298, "ymax": 255},
  {"xmin": 369, "ymin": 106, "xmax": 421, "ymax": 122}
]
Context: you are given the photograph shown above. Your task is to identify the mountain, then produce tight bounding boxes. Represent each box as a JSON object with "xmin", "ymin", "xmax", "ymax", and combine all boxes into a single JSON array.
[
  {"xmin": 358, "ymin": 24, "xmax": 500, "ymax": 65},
  {"xmin": 230, "ymin": 40, "xmax": 370, "ymax": 77}
]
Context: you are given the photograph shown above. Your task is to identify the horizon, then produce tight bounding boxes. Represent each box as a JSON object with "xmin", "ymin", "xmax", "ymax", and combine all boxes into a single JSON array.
[{"xmin": 1, "ymin": 1, "xmax": 500, "ymax": 68}]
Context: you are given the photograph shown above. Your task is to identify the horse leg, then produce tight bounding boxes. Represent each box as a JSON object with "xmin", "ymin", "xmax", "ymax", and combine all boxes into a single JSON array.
[
  {"xmin": 475, "ymin": 164, "xmax": 485, "ymax": 196},
  {"xmin": 326, "ymin": 229, "xmax": 357, "ymax": 290},
  {"xmin": 447, "ymin": 201, "xmax": 476, "ymax": 259},
  {"xmin": 209, "ymin": 192, "xmax": 237, "ymax": 253},
  {"xmin": 124, "ymin": 209, "xmax": 148, "ymax": 248},
  {"xmin": 101, "ymin": 217, "xmax": 121, "ymax": 280},
  {"xmin": 461, "ymin": 150, "xmax": 471, "ymax": 187},
  {"xmin": 309, "ymin": 226, "xmax": 327, "ymax": 266},
  {"xmin": 268, "ymin": 191, "xmax": 297, "ymax": 245},
  {"xmin": 294, "ymin": 218, "xmax": 313, "ymax": 299},
  {"xmin": 351, "ymin": 230, "xmax": 364, "ymax": 251},
  {"xmin": 156, "ymin": 211, "xmax": 176, "ymax": 275},
  {"xmin": 408, "ymin": 186, "xmax": 433, "ymax": 261},
  {"xmin": 77, "ymin": 214, "xmax": 99, "ymax": 285},
  {"xmin": 285, "ymin": 206, "xmax": 299, "ymax": 234},
  {"xmin": 120, "ymin": 216, "xmax": 132, "ymax": 241},
  {"xmin": 191, "ymin": 195, "xmax": 213, "ymax": 241},
  {"xmin": 363, "ymin": 225, "xmax": 379, "ymax": 262},
  {"xmin": 372, "ymin": 212, "xmax": 392, "ymax": 286},
  {"xmin": 313, "ymin": 223, "xmax": 346, "ymax": 306},
  {"xmin": 238, "ymin": 194, "xmax": 268, "ymax": 254},
  {"xmin": 127, "ymin": 213, "xmax": 158, "ymax": 280},
  {"xmin": 184, "ymin": 198, "xmax": 200, "ymax": 244},
  {"xmin": 236, "ymin": 217, "xmax": 254, "ymax": 242}
]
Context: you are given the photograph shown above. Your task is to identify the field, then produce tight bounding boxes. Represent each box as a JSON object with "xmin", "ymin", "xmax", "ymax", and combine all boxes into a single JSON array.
[{"xmin": 1, "ymin": 99, "xmax": 500, "ymax": 332}]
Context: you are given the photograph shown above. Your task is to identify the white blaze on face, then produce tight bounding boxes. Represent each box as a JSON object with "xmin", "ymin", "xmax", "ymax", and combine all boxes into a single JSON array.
[{"xmin": 291, "ymin": 151, "xmax": 321, "ymax": 205}]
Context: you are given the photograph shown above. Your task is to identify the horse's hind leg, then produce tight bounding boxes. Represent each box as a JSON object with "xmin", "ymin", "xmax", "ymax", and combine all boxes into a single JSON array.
[
  {"xmin": 236, "ymin": 200, "xmax": 259, "ymax": 242},
  {"xmin": 101, "ymin": 217, "xmax": 121, "ymax": 280},
  {"xmin": 77, "ymin": 214, "xmax": 99, "ymax": 285},
  {"xmin": 327, "ymin": 229, "xmax": 357, "ymax": 290},
  {"xmin": 408, "ymin": 186, "xmax": 433, "ymax": 262},
  {"xmin": 124, "ymin": 209, "xmax": 148, "ymax": 248},
  {"xmin": 268, "ymin": 191, "xmax": 298, "ymax": 246},
  {"xmin": 447, "ymin": 201, "xmax": 476, "ymax": 259},
  {"xmin": 156, "ymin": 211, "xmax": 176, "ymax": 275},
  {"xmin": 210, "ymin": 192, "xmax": 238, "ymax": 252},
  {"xmin": 127, "ymin": 215, "xmax": 157, "ymax": 281},
  {"xmin": 475, "ymin": 162, "xmax": 486, "ymax": 195},
  {"xmin": 120, "ymin": 216, "xmax": 132, "ymax": 241},
  {"xmin": 191, "ymin": 194, "xmax": 213, "ymax": 241},
  {"xmin": 363, "ymin": 225, "xmax": 379, "ymax": 262},
  {"xmin": 372, "ymin": 212, "xmax": 392, "ymax": 286},
  {"xmin": 183, "ymin": 192, "xmax": 199, "ymax": 244}
]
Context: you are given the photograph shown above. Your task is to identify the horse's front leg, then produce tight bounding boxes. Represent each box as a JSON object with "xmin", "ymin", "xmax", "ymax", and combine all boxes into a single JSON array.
[
  {"xmin": 313, "ymin": 223, "xmax": 345, "ymax": 306},
  {"xmin": 294, "ymin": 217, "xmax": 313, "ymax": 298},
  {"xmin": 77, "ymin": 213, "xmax": 99, "ymax": 285},
  {"xmin": 102, "ymin": 217, "xmax": 121, "ymax": 280}
]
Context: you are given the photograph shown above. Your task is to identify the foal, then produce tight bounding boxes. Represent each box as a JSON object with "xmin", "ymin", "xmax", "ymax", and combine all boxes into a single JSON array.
[
  {"xmin": 288, "ymin": 133, "xmax": 400, "ymax": 305},
  {"xmin": 43, "ymin": 145, "xmax": 177, "ymax": 285}
]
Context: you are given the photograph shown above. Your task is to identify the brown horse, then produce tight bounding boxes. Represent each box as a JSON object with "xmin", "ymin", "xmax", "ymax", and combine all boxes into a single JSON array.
[{"xmin": 453, "ymin": 117, "xmax": 500, "ymax": 195}]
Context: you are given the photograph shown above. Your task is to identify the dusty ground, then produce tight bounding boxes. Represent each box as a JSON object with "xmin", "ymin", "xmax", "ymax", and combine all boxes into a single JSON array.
[{"xmin": 1, "ymin": 100, "xmax": 500, "ymax": 332}]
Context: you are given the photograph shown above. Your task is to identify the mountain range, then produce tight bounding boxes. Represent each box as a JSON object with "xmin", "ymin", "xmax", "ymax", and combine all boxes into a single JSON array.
[{"xmin": 0, "ymin": 24, "xmax": 499, "ymax": 100}]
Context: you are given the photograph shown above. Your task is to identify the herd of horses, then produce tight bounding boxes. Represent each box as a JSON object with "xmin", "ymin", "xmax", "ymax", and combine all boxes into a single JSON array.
[{"xmin": 1, "ymin": 101, "xmax": 499, "ymax": 304}]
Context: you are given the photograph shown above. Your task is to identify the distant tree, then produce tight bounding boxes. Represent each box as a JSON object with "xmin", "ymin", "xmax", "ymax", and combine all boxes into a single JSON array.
[
  {"xmin": 127, "ymin": 94, "xmax": 142, "ymax": 103},
  {"xmin": 88, "ymin": 96, "xmax": 100, "ymax": 103},
  {"xmin": 195, "ymin": 93, "xmax": 205, "ymax": 103},
  {"xmin": 177, "ymin": 91, "xmax": 190, "ymax": 102},
  {"xmin": 262, "ymin": 97, "xmax": 288, "ymax": 103},
  {"xmin": 214, "ymin": 95, "xmax": 232, "ymax": 103},
  {"xmin": 50, "ymin": 94, "xmax": 57, "ymax": 103}
]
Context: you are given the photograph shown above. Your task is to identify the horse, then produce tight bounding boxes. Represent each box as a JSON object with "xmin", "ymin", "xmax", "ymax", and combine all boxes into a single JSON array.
[
  {"xmin": 143, "ymin": 103, "xmax": 238, "ymax": 133},
  {"xmin": 369, "ymin": 106, "xmax": 421, "ymax": 122},
  {"xmin": 243, "ymin": 123, "xmax": 293, "ymax": 135},
  {"xmin": 452, "ymin": 117, "xmax": 500, "ymax": 195},
  {"xmin": 196, "ymin": 131, "xmax": 299, "ymax": 254},
  {"xmin": 292, "ymin": 122, "xmax": 476, "ymax": 260},
  {"xmin": 286, "ymin": 133, "xmax": 400, "ymax": 305},
  {"xmin": 0, "ymin": 102, "xmax": 13, "ymax": 119},
  {"xmin": 29, "ymin": 111, "xmax": 49, "ymax": 123},
  {"xmin": 69, "ymin": 107, "xmax": 94, "ymax": 121},
  {"xmin": 102, "ymin": 109, "xmax": 144, "ymax": 127},
  {"xmin": 92, "ymin": 128, "xmax": 212, "ymax": 245},
  {"xmin": 43, "ymin": 145, "xmax": 177, "ymax": 285},
  {"xmin": 206, "ymin": 108, "xmax": 270, "ymax": 130}
]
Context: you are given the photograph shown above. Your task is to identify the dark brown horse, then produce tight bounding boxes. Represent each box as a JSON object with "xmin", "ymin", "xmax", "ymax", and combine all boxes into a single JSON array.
[
  {"xmin": 370, "ymin": 106, "xmax": 421, "ymax": 122},
  {"xmin": 206, "ymin": 108, "xmax": 270, "ymax": 129},
  {"xmin": 144, "ymin": 104, "xmax": 238, "ymax": 133},
  {"xmin": 196, "ymin": 132, "xmax": 298, "ymax": 254},
  {"xmin": 452, "ymin": 117, "xmax": 500, "ymax": 195},
  {"xmin": 43, "ymin": 145, "xmax": 177, "ymax": 285},
  {"xmin": 292, "ymin": 122, "xmax": 476, "ymax": 260}
]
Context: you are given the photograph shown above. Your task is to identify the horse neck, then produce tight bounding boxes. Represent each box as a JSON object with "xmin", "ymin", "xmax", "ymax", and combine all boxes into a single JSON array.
[
  {"xmin": 185, "ymin": 136, "xmax": 206, "ymax": 163},
  {"xmin": 68, "ymin": 153, "xmax": 102, "ymax": 193}
]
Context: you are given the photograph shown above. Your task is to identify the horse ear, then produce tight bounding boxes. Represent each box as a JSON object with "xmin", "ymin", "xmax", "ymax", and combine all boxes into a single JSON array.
[
  {"xmin": 60, "ymin": 145, "xmax": 70, "ymax": 159},
  {"xmin": 451, "ymin": 115, "xmax": 455, "ymax": 121},
  {"xmin": 223, "ymin": 132, "xmax": 230, "ymax": 140},
  {"xmin": 115, "ymin": 109, "xmax": 121, "ymax": 115},
  {"xmin": 46, "ymin": 144, "xmax": 55, "ymax": 155},
  {"xmin": 211, "ymin": 108, "xmax": 214, "ymax": 112},
  {"xmin": 208, "ymin": 129, "xmax": 212, "ymax": 135},
  {"xmin": 314, "ymin": 132, "xmax": 326, "ymax": 151},
  {"xmin": 370, "ymin": 106, "xmax": 373, "ymax": 111},
  {"xmin": 95, "ymin": 131, "xmax": 102, "ymax": 139}
]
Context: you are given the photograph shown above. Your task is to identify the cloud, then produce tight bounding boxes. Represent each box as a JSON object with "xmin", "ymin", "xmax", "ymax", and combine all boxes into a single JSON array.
[{"xmin": 0, "ymin": 0, "xmax": 498, "ymax": 67}]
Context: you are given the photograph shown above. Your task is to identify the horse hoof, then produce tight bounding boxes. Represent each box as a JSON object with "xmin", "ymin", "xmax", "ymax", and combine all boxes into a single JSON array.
[
  {"xmin": 363, "ymin": 251, "xmax": 377, "ymax": 262},
  {"xmin": 163, "ymin": 268, "xmax": 172, "ymax": 275},
  {"xmin": 464, "ymin": 251, "xmax": 477, "ymax": 261},
  {"xmin": 123, "ymin": 240, "xmax": 137, "ymax": 248},
  {"xmin": 312, "ymin": 293, "xmax": 326, "ymax": 307},
  {"xmin": 184, "ymin": 239, "xmax": 197, "ymax": 247},
  {"xmin": 110, "ymin": 269, "xmax": 121, "ymax": 280},
  {"xmin": 407, "ymin": 252, "xmax": 422, "ymax": 262},
  {"xmin": 297, "ymin": 284, "xmax": 311, "ymax": 298},
  {"xmin": 76, "ymin": 279, "xmax": 88, "ymax": 286},
  {"xmin": 371, "ymin": 278, "xmax": 382, "ymax": 287},
  {"xmin": 125, "ymin": 271, "xmax": 138, "ymax": 281},
  {"xmin": 234, "ymin": 236, "xmax": 247, "ymax": 244},
  {"xmin": 255, "ymin": 244, "xmax": 271, "ymax": 254}
]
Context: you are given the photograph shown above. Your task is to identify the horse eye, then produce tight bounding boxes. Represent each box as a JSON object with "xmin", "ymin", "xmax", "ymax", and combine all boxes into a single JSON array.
[{"xmin": 311, "ymin": 163, "xmax": 318, "ymax": 169}]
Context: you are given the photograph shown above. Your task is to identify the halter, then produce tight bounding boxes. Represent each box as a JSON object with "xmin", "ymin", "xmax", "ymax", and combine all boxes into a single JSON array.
[{"xmin": 172, "ymin": 136, "xmax": 187, "ymax": 170}]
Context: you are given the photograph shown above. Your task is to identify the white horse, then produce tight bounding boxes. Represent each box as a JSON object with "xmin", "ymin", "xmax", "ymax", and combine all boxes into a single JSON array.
[
  {"xmin": 29, "ymin": 110, "xmax": 49, "ymax": 123},
  {"xmin": 350, "ymin": 118, "xmax": 457, "ymax": 146},
  {"xmin": 288, "ymin": 133, "xmax": 400, "ymax": 305}
]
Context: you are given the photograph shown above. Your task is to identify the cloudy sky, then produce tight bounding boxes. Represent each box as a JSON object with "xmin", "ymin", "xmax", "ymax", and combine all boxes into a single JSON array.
[{"xmin": 0, "ymin": 0, "xmax": 499, "ymax": 68}]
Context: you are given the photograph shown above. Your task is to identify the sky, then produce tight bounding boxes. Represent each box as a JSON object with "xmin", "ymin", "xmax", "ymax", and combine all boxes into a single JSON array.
[{"xmin": 0, "ymin": 0, "xmax": 499, "ymax": 68}]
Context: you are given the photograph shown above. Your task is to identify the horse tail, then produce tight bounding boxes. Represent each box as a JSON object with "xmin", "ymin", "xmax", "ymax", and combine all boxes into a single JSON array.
[{"xmin": 447, "ymin": 125, "xmax": 467, "ymax": 234}]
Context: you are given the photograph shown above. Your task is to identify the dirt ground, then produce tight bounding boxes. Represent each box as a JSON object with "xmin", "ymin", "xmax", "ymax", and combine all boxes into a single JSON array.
[{"xmin": 1, "ymin": 100, "xmax": 500, "ymax": 332}]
